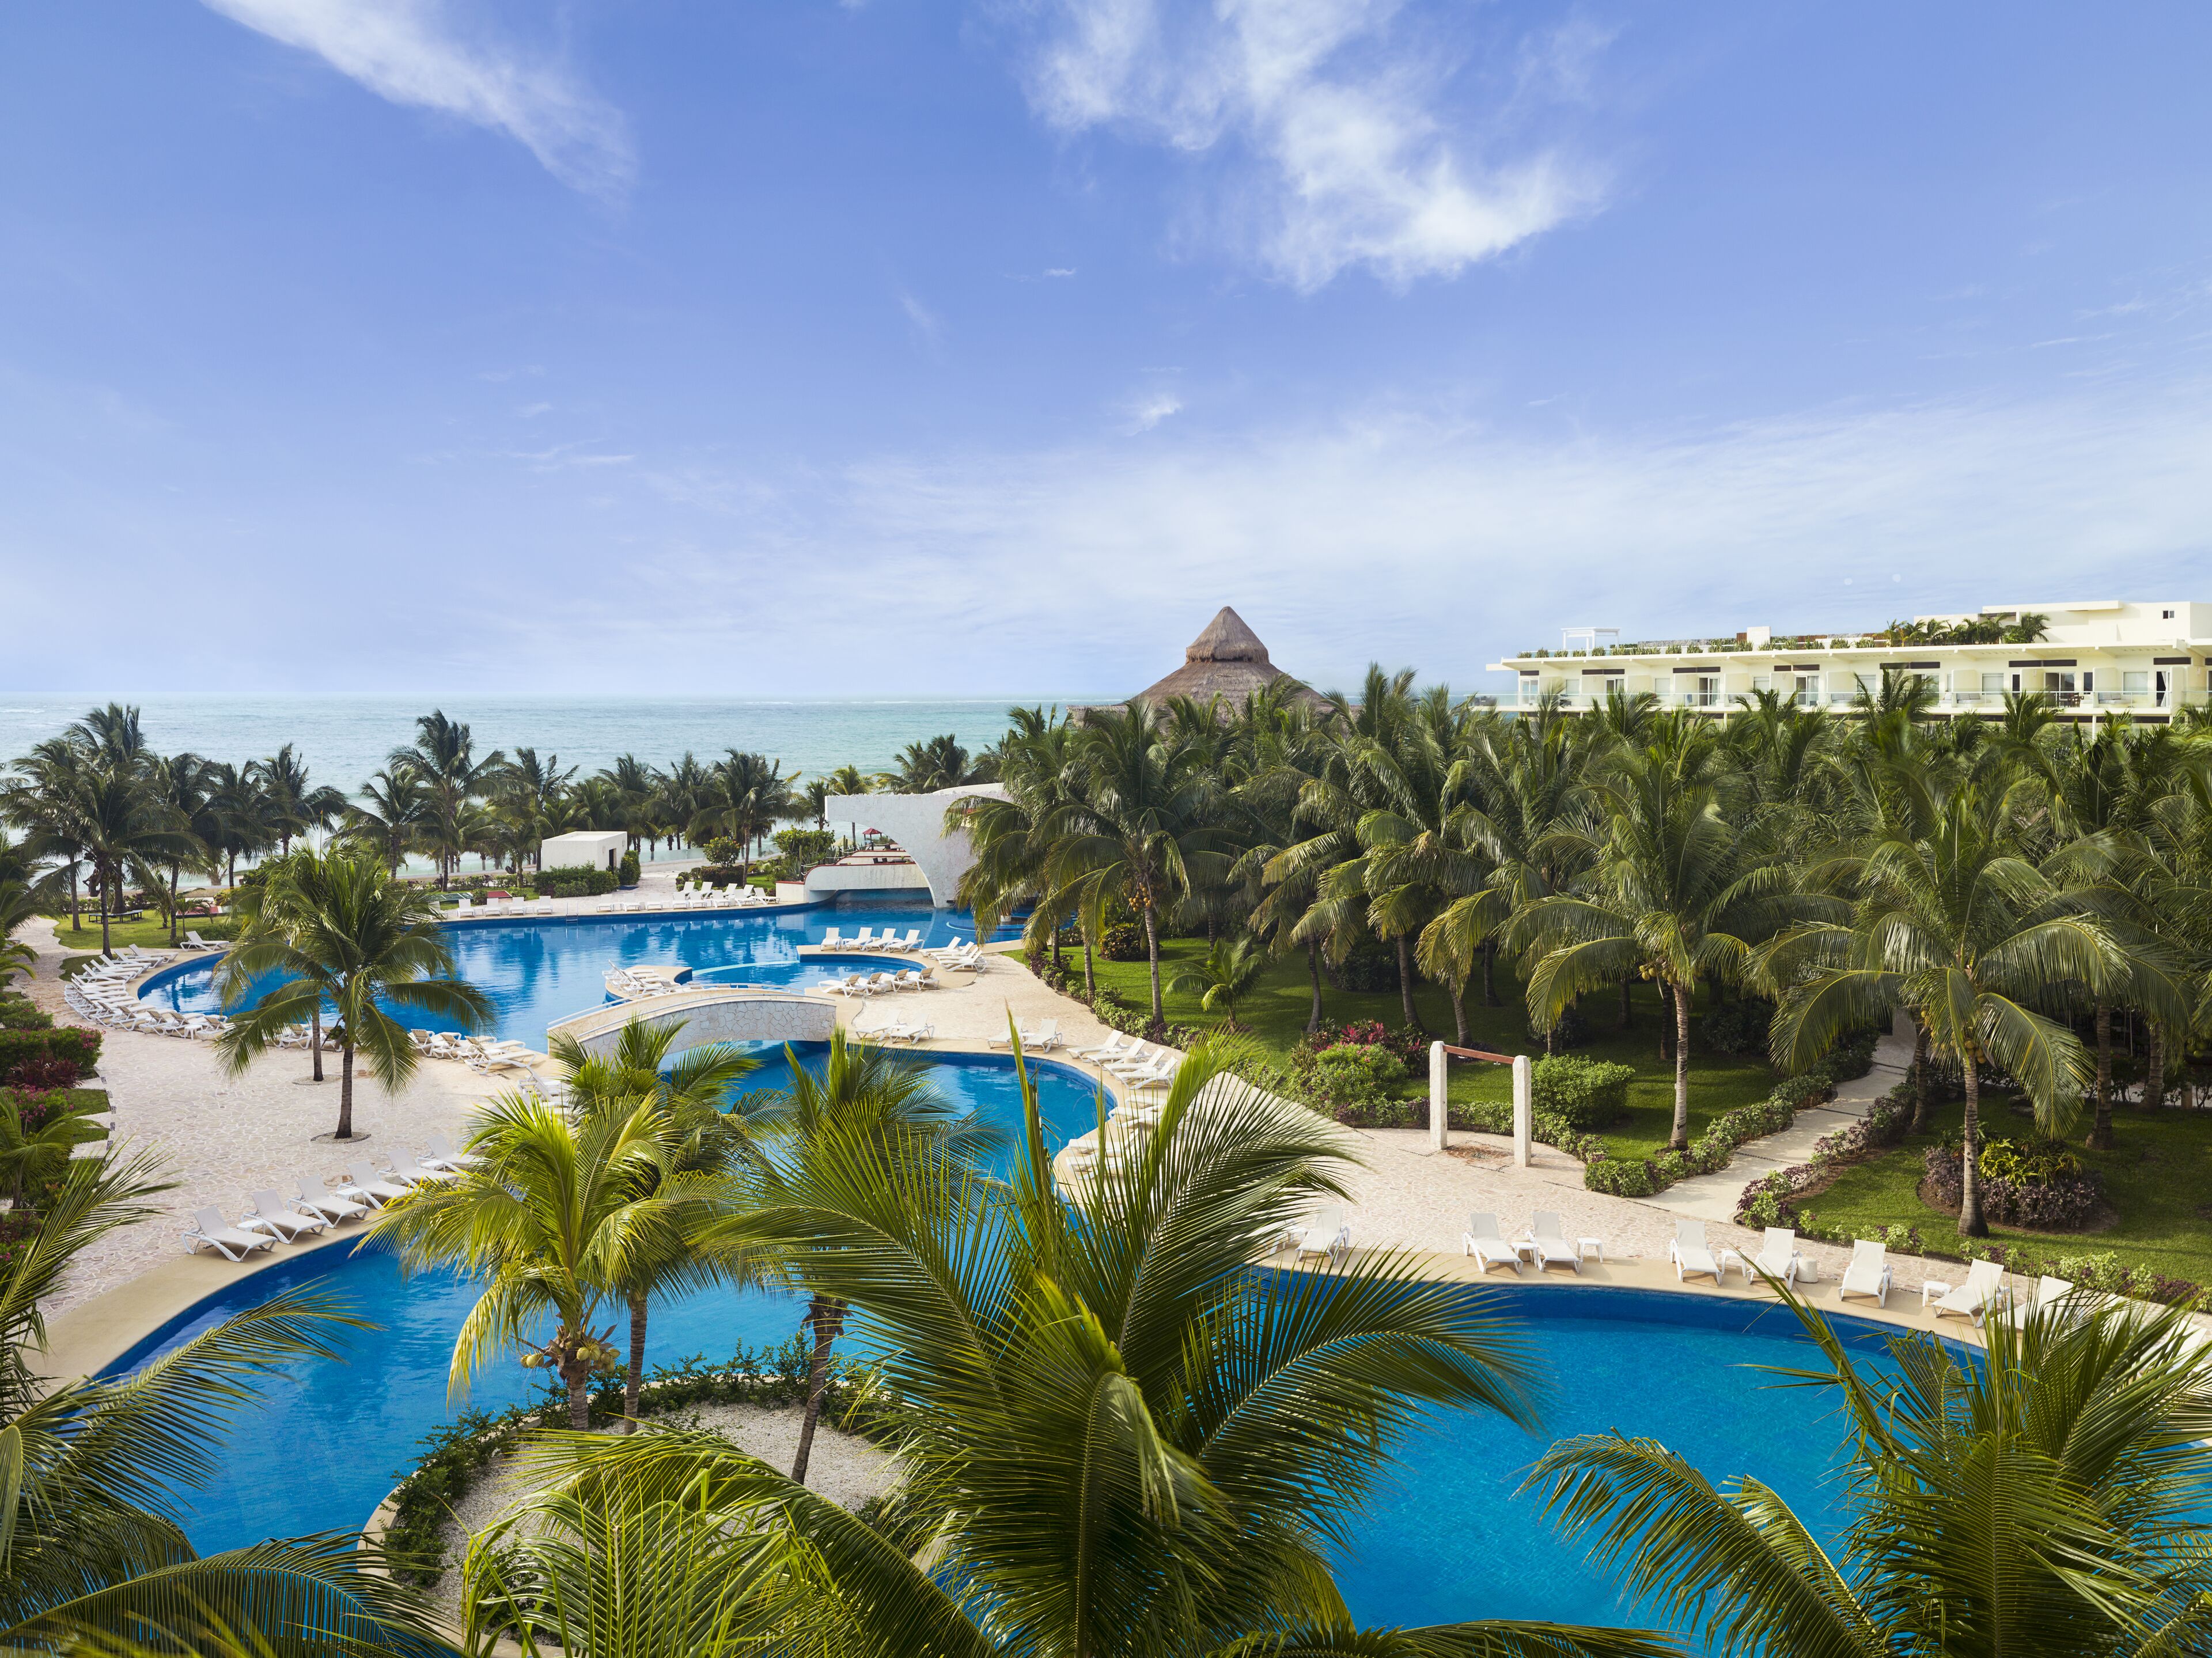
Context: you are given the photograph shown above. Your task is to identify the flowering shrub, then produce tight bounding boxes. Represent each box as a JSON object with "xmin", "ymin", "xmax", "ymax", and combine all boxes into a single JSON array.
[
  {"xmin": 1309, "ymin": 1019, "xmax": 1428, "ymax": 1068},
  {"xmin": 1922, "ymin": 1144, "xmax": 2101, "ymax": 1231},
  {"xmin": 1289, "ymin": 1043, "xmax": 1411, "ymax": 1124}
]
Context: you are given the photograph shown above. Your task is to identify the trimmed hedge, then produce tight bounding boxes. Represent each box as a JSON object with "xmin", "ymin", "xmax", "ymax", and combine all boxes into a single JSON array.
[
  {"xmin": 1529, "ymin": 1055, "xmax": 1635, "ymax": 1128},
  {"xmin": 532, "ymin": 864, "xmax": 619, "ymax": 898},
  {"xmin": 0, "ymin": 1026, "xmax": 101, "ymax": 1086}
]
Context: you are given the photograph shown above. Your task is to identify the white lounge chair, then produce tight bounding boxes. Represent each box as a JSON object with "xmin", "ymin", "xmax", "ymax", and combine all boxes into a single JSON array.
[
  {"xmin": 339, "ymin": 1162, "xmax": 411, "ymax": 1207},
  {"xmin": 1669, "ymin": 1220, "xmax": 1725, "ymax": 1285},
  {"xmin": 183, "ymin": 1206, "xmax": 277, "ymax": 1262},
  {"xmin": 1075, "ymin": 1031, "xmax": 1137, "ymax": 1063},
  {"xmin": 1125, "ymin": 1055, "xmax": 1182, "ymax": 1095},
  {"xmin": 891, "ymin": 969, "xmax": 935, "ymax": 992},
  {"xmin": 1839, "ymin": 1239, "xmax": 1892, "ymax": 1307},
  {"xmin": 1751, "ymin": 1227, "xmax": 1805, "ymax": 1286},
  {"xmin": 183, "ymin": 930, "xmax": 221, "ymax": 950},
  {"xmin": 883, "ymin": 929, "xmax": 921, "ymax": 953},
  {"xmin": 423, "ymin": 1131, "xmax": 482, "ymax": 1171},
  {"xmin": 818, "ymin": 928, "xmax": 845, "ymax": 951},
  {"xmin": 2005, "ymin": 1274, "xmax": 2082, "ymax": 1329},
  {"xmin": 1289, "ymin": 1204, "xmax": 1351, "ymax": 1266},
  {"xmin": 850, "ymin": 927, "xmax": 879, "ymax": 951},
  {"xmin": 290, "ymin": 1178, "xmax": 368, "ymax": 1224},
  {"xmin": 243, "ymin": 1189, "xmax": 328, "ymax": 1242},
  {"xmin": 385, "ymin": 1149, "xmax": 453, "ymax": 1186},
  {"xmin": 1522, "ymin": 1212, "xmax": 1580, "ymax": 1274},
  {"xmin": 1923, "ymin": 1258, "xmax": 2008, "ymax": 1325},
  {"xmin": 1461, "ymin": 1212, "xmax": 1521, "ymax": 1275},
  {"xmin": 987, "ymin": 1019, "xmax": 1061, "ymax": 1052},
  {"xmin": 1104, "ymin": 1042, "xmax": 1159, "ymax": 1076},
  {"xmin": 925, "ymin": 936, "xmax": 967, "ymax": 960}
]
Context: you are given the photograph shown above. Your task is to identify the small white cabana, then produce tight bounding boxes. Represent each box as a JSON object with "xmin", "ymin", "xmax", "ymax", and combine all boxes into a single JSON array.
[{"xmin": 539, "ymin": 830, "xmax": 627, "ymax": 873}]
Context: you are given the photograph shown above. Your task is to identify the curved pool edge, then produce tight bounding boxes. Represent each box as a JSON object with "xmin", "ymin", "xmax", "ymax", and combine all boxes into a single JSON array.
[{"xmin": 46, "ymin": 1238, "xmax": 1986, "ymax": 1394}]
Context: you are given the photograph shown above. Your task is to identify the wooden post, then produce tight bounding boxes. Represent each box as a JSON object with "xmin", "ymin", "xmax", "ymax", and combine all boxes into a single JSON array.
[
  {"xmin": 1429, "ymin": 1041, "xmax": 1449, "ymax": 1151},
  {"xmin": 1512, "ymin": 1054, "xmax": 1533, "ymax": 1168}
]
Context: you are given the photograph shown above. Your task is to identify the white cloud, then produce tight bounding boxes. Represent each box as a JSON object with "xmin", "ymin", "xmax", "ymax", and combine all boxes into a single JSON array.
[
  {"xmin": 1122, "ymin": 391, "xmax": 1183, "ymax": 432},
  {"xmin": 1044, "ymin": 267, "xmax": 1078, "ymax": 278},
  {"xmin": 898, "ymin": 290, "xmax": 945, "ymax": 352},
  {"xmin": 1020, "ymin": 0, "xmax": 1604, "ymax": 289},
  {"xmin": 202, "ymin": 0, "xmax": 632, "ymax": 197}
]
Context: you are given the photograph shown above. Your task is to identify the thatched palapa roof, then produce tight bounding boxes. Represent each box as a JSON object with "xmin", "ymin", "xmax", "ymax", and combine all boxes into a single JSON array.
[{"xmin": 1126, "ymin": 608, "xmax": 1332, "ymax": 713}]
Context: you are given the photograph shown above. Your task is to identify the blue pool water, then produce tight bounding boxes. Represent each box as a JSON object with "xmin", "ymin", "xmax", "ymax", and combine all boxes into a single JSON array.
[
  {"xmin": 138, "ymin": 906, "xmax": 1007, "ymax": 1046},
  {"xmin": 113, "ymin": 1246, "xmax": 1921, "ymax": 1639}
]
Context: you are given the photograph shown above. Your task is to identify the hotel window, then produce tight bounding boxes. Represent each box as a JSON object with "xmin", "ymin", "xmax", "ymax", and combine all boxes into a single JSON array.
[
  {"xmin": 1980, "ymin": 672, "xmax": 2006, "ymax": 695},
  {"xmin": 1791, "ymin": 674, "xmax": 1817, "ymax": 705},
  {"xmin": 1751, "ymin": 674, "xmax": 1772, "ymax": 692},
  {"xmin": 2162, "ymin": 609, "xmax": 2176, "ymax": 620},
  {"xmin": 1694, "ymin": 675, "xmax": 1721, "ymax": 705},
  {"xmin": 2041, "ymin": 671, "xmax": 2077, "ymax": 696},
  {"xmin": 2123, "ymin": 671, "xmax": 2150, "ymax": 694}
]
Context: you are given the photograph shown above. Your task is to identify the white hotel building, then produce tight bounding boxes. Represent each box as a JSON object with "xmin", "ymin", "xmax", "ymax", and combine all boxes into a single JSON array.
[{"xmin": 1490, "ymin": 600, "xmax": 2212, "ymax": 723}]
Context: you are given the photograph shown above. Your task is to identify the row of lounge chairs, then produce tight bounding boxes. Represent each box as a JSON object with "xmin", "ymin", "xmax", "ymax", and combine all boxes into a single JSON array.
[
  {"xmin": 817, "ymin": 927, "xmax": 925, "ymax": 954},
  {"xmin": 407, "ymin": 1029, "xmax": 543, "ymax": 1075},
  {"xmin": 1464, "ymin": 1211, "xmax": 1608, "ymax": 1274},
  {"xmin": 605, "ymin": 968, "xmax": 686, "ymax": 1000},
  {"xmin": 587, "ymin": 886, "xmax": 777, "ymax": 916},
  {"xmin": 825, "ymin": 969, "xmax": 937, "ymax": 997},
  {"xmin": 985, "ymin": 1018, "xmax": 1060, "ymax": 1051},
  {"xmin": 849, "ymin": 1013, "xmax": 935, "ymax": 1045},
  {"xmin": 1071, "ymin": 1031, "xmax": 1180, "ymax": 1092},
  {"xmin": 67, "ymin": 979, "xmax": 228, "ymax": 1040},
  {"xmin": 180, "ymin": 1135, "xmax": 482, "ymax": 1261}
]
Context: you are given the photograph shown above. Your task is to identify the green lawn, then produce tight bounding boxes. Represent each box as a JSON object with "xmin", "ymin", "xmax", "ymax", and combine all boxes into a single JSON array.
[
  {"xmin": 1798, "ymin": 1096, "xmax": 2212, "ymax": 1287},
  {"xmin": 52, "ymin": 915, "xmax": 234, "ymax": 957},
  {"xmin": 1072, "ymin": 938, "xmax": 1777, "ymax": 1162}
]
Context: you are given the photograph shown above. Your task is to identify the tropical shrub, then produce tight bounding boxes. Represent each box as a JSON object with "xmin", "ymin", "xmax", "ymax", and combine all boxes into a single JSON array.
[
  {"xmin": 0, "ymin": 1026, "xmax": 100, "ymax": 1086},
  {"xmin": 619, "ymin": 848, "xmax": 641, "ymax": 887},
  {"xmin": 1697, "ymin": 995, "xmax": 1772, "ymax": 1056},
  {"xmin": 1978, "ymin": 1135, "xmax": 2087, "ymax": 1186},
  {"xmin": 1529, "ymin": 1055, "xmax": 1635, "ymax": 1128},
  {"xmin": 0, "ymin": 993, "xmax": 51, "ymax": 1031},
  {"xmin": 5, "ymin": 1054, "xmax": 84, "ymax": 1092},
  {"xmin": 1923, "ymin": 1142, "xmax": 2101, "ymax": 1231},
  {"xmin": 1309, "ymin": 1018, "xmax": 1428, "ymax": 1068},
  {"xmin": 771, "ymin": 827, "xmax": 838, "ymax": 871},
  {"xmin": 533, "ymin": 864, "xmax": 619, "ymax": 898},
  {"xmin": 1288, "ymin": 1042, "xmax": 1408, "ymax": 1122},
  {"xmin": 1099, "ymin": 921, "xmax": 1145, "ymax": 961},
  {"xmin": 705, "ymin": 837, "xmax": 743, "ymax": 865}
]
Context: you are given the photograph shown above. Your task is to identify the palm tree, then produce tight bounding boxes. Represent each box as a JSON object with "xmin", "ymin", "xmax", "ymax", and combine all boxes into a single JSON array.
[
  {"xmin": 1762, "ymin": 786, "xmax": 2115, "ymax": 1234},
  {"xmin": 3, "ymin": 1149, "xmax": 444, "ymax": 1650},
  {"xmin": 1163, "ymin": 935, "xmax": 1270, "ymax": 1029},
  {"xmin": 1510, "ymin": 720, "xmax": 1782, "ymax": 1148},
  {"xmin": 471, "ymin": 1040, "xmax": 1659, "ymax": 1658},
  {"xmin": 65, "ymin": 702, "xmax": 151, "ymax": 773},
  {"xmin": 200, "ymin": 760, "xmax": 276, "ymax": 889},
  {"xmin": 143, "ymin": 750, "xmax": 215, "ymax": 946},
  {"xmin": 1044, "ymin": 703, "xmax": 1228, "ymax": 1031},
  {"xmin": 688, "ymin": 751, "xmax": 797, "ymax": 876},
  {"xmin": 72, "ymin": 765, "xmax": 198, "ymax": 955},
  {"xmin": 249, "ymin": 743, "xmax": 347, "ymax": 856},
  {"xmin": 1535, "ymin": 1289, "xmax": 2212, "ymax": 1655},
  {"xmin": 341, "ymin": 767, "xmax": 428, "ymax": 873},
  {"xmin": 1, "ymin": 738, "xmax": 95, "ymax": 936},
  {"xmin": 215, "ymin": 851, "xmax": 493, "ymax": 1140},
  {"xmin": 389, "ymin": 710, "xmax": 509, "ymax": 881},
  {"xmin": 546, "ymin": 1016, "xmax": 765, "ymax": 1427},
  {"xmin": 366, "ymin": 1091, "xmax": 673, "ymax": 1429},
  {"xmin": 0, "ymin": 881, "xmax": 39, "ymax": 990}
]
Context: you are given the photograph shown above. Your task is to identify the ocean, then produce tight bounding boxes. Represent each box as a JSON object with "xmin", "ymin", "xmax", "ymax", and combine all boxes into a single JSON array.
[{"xmin": 0, "ymin": 694, "xmax": 1101, "ymax": 796}]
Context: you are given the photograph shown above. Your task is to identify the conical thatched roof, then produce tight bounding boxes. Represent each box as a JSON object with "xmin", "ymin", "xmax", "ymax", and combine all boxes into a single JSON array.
[{"xmin": 1127, "ymin": 608, "xmax": 1331, "ymax": 712}]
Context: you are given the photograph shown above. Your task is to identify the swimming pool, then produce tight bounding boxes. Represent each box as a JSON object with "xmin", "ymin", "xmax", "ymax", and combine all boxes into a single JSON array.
[
  {"xmin": 137, "ymin": 905, "xmax": 1010, "ymax": 1046},
  {"xmin": 110, "ymin": 1249, "xmax": 1914, "ymax": 1638}
]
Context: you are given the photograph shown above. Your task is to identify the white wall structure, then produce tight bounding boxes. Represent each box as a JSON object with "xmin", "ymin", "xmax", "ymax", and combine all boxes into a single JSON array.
[
  {"xmin": 821, "ymin": 785, "xmax": 1006, "ymax": 908},
  {"xmin": 548, "ymin": 989, "xmax": 835, "ymax": 1058},
  {"xmin": 1493, "ymin": 598, "xmax": 2212, "ymax": 723},
  {"xmin": 539, "ymin": 830, "xmax": 627, "ymax": 872}
]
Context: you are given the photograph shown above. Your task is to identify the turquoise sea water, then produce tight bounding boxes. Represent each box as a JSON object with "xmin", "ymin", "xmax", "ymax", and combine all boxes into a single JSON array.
[{"xmin": 0, "ymin": 694, "xmax": 1099, "ymax": 796}]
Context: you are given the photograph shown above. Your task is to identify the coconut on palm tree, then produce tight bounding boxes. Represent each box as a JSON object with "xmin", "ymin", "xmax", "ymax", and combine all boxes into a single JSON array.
[{"xmin": 215, "ymin": 851, "xmax": 493, "ymax": 1140}]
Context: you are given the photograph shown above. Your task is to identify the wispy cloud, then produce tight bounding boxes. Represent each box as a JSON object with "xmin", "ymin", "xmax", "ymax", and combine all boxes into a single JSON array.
[
  {"xmin": 898, "ymin": 290, "xmax": 945, "ymax": 353},
  {"xmin": 1122, "ymin": 390, "xmax": 1182, "ymax": 432},
  {"xmin": 201, "ymin": 0, "xmax": 633, "ymax": 197},
  {"xmin": 1018, "ymin": 0, "xmax": 1605, "ymax": 289}
]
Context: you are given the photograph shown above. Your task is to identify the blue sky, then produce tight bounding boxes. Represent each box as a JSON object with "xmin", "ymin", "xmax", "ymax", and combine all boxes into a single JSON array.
[{"xmin": 3, "ymin": 2, "xmax": 2209, "ymax": 699}]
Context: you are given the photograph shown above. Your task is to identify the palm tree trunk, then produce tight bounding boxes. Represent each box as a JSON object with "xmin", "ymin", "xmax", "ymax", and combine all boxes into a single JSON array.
[
  {"xmin": 1911, "ymin": 1019, "xmax": 1931, "ymax": 1133},
  {"xmin": 2088, "ymin": 1002, "xmax": 2113, "ymax": 1149},
  {"xmin": 2146, "ymin": 1022, "xmax": 2166, "ymax": 1113},
  {"xmin": 67, "ymin": 865, "xmax": 80, "ymax": 938},
  {"xmin": 1482, "ymin": 940, "xmax": 1499, "ymax": 1007},
  {"xmin": 336, "ymin": 1042, "xmax": 355, "ymax": 1138},
  {"xmin": 1619, "ymin": 974, "xmax": 1634, "ymax": 1031},
  {"xmin": 791, "ymin": 1295, "xmax": 846, "ymax": 1484},
  {"xmin": 97, "ymin": 863, "xmax": 111, "ymax": 955},
  {"xmin": 168, "ymin": 866, "xmax": 180, "ymax": 946},
  {"xmin": 1083, "ymin": 935, "xmax": 1095, "ymax": 1000},
  {"xmin": 1395, "ymin": 935, "xmax": 1420, "ymax": 1031},
  {"xmin": 624, "ymin": 1290, "xmax": 648, "ymax": 1432},
  {"xmin": 1142, "ymin": 906, "xmax": 1164, "ymax": 1030},
  {"xmin": 1669, "ymin": 983, "xmax": 1692, "ymax": 1151},
  {"xmin": 1306, "ymin": 941, "xmax": 1324, "ymax": 1033},
  {"xmin": 310, "ymin": 1006, "xmax": 324, "ymax": 1084},
  {"xmin": 565, "ymin": 1365, "xmax": 592, "ymax": 1431},
  {"xmin": 1448, "ymin": 974, "xmax": 1468, "ymax": 1045},
  {"xmin": 1960, "ymin": 1047, "xmax": 1986, "ymax": 1236}
]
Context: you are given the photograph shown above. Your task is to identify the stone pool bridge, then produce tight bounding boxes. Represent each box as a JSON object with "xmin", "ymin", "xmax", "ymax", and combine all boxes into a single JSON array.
[{"xmin": 546, "ymin": 987, "xmax": 835, "ymax": 1058}]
